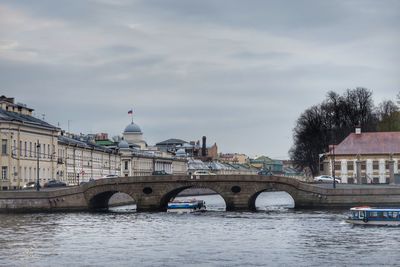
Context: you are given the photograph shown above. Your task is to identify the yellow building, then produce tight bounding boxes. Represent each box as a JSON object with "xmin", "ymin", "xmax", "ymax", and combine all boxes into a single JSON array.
[
  {"xmin": 219, "ymin": 153, "xmax": 248, "ymax": 164},
  {"xmin": 0, "ymin": 96, "xmax": 187, "ymax": 189},
  {"xmin": 0, "ymin": 96, "xmax": 59, "ymax": 189}
]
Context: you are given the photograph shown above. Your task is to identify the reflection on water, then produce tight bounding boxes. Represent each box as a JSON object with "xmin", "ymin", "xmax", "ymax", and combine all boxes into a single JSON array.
[{"xmin": 1, "ymin": 192, "xmax": 400, "ymax": 267}]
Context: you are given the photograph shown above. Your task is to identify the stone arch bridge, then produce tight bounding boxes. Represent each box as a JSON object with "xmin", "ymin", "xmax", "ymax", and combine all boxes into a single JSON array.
[{"xmin": 2, "ymin": 175, "xmax": 400, "ymax": 212}]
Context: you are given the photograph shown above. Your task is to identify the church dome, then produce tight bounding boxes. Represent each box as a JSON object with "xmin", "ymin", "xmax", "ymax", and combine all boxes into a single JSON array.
[
  {"xmin": 124, "ymin": 122, "xmax": 142, "ymax": 133},
  {"xmin": 118, "ymin": 139, "xmax": 130, "ymax": 149}
]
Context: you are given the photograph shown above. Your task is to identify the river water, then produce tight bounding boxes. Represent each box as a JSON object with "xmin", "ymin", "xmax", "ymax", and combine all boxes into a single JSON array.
[{"xmin": 1, "ymin": 192, "xmax": 400, "ymax": 267}]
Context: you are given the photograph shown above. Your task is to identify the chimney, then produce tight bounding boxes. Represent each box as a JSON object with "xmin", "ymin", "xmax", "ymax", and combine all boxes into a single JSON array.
[
  {"xmin": 202, "ymin": 136, "xmax": 207, "ymax": 157},
  {"xmin": 355, "ymin": 126, "xmax": 361, "ymax": 135}
]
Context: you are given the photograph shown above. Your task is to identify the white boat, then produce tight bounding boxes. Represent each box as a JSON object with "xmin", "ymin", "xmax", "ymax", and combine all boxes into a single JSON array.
[
  {"xmin": 346, "ymin": 206, "xmax": 400, "ymax": 226},
  {"xmin": 167, "ymin": 199, "xmax": 206, "ymax": 213}
]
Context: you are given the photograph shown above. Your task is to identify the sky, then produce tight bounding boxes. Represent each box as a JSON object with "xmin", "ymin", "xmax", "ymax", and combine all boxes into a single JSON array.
[{"xmin": 0, "ymin": 0, "xmax": 399, "ymax": 159}]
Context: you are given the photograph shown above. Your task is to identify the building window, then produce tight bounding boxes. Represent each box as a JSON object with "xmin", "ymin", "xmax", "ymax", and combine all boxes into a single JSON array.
[
  {"xmin": 347, "ymin": 161, "xmax": 354, "ymax": 171},
  {"xmin": 29, "ymin": 142, "xmax": 32, "ymax": 157},
  {"xmin": 48, "ymin": 144, "xmax": 50, "ymax": 159},
  {"xmin": 20, "ymin": 141, "xmax": 22, "ymax": 156},
  {"xmin": 124, "ymin": 161, "xmax": 129, "ymax": 170},
  {"xmin": 1, "ymin": 139, "xmax": 7, "ymax": 155},
  {"xmin": 334, "ymin": 162, "xmax": 341, "ymax": 171},
  {"xmin": 1, "ymin": 167, "xmax": 7, "ymax": 180},
  {"xmin": 385, "ymin": 161, "xmax": 390, "ymax": 170},
  {"xmin": 24, "ymin": 141, "xmax": 27, "ymax": 157},
  {"xmin": 361, "ymin": 161, "xmax": 366, "ymax": 171},
  {"xmin": 373, "ymin": 161, "xmax": 379, "ymax": 170}
]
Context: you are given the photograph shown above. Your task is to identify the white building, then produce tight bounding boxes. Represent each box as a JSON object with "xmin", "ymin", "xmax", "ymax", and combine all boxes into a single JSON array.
[{"xmin": 323, "ymin": 128, "xmax": 400, "ymax": 184}]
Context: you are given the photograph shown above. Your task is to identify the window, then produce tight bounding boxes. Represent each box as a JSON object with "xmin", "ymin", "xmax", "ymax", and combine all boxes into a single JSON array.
[
  {"xmin": 124, "ymin": 161, "xmax": 129, "ymax": 170},
  {"xmin": 1, "ymin": 166, "xmax": 7, "ymax": 180},
  {"xmin": 334, "ymin": 162, "xmax": 341, "ymax": 171},
  {"xmin": 347, "ymin": 161, "xmax": 354, "ymax": 171},
  {"xmin": 24, "ymin": 141, "xmax": 27, "ymax": 157},
  {"xmin": 20, "ymin": 141, "xmax": 22, "ymax": 156},
  {"xmin": 34, "ymin": 142, "xmax": 36, "ymax": 157},
  {"xmin": 385, "ymin": 161, "xmax": 390, "ymax": 170},
  {"xmin": 361, "ymin": 161, "xmax": 366, "ymax": 171},
  {"xmin": 29, "ymin": 142, "xmax": 32, "ymax": 157},
  {"xmin": 373, "ymin": 161, "xmax": 379, "ymax": 170},
  {"xmin": 48, "ymin": 144, "xmax": 50, "ymax": 159},
  {"xmin": 1, "ymin": 139, "xmax": 7, "ymax": 155}
]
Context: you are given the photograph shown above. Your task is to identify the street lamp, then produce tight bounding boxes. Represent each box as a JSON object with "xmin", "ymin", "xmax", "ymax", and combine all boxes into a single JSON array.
[
  {"xmin": 330, "ymin": 132, "xmax": 336, "ymax": 189},
  {"xmin": 36, "ymin": 140, "xmax": 40, "ymax": 191}
]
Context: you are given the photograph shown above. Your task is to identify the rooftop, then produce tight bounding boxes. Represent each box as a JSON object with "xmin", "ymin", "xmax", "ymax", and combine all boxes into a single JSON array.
[
  {"xmin": 333, "ymin": 132, "xmax": 400, "ymax": 155},
  {"xmin": 0, "ymin": 108, "xmax": 57, "ymax": 130}
]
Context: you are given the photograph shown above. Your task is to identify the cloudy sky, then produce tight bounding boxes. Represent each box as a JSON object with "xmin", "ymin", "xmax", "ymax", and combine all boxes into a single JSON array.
[{"xmin": 0, "ymin": 0, "xmax": 399, "ymax": 158}]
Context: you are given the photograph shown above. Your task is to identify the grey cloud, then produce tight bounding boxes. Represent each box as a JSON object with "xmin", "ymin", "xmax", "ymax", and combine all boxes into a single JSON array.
[{"xmin": 1, "ymin": 0, "xmax": 399, "ymax": 158}]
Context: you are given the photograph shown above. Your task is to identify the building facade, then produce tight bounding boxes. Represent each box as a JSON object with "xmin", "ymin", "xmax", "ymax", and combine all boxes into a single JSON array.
[
  {"xmin": 219, "ymin": 153, "xmax": 249, "ymax": 164},
  {"xmin": 0, "ymin": 96, "xmax": 59, "ymax": 190},
  {"xmin": 0, "ymin": 96, "xmax": 188, "ymax": 190},
  {"xmin": 323, "ymin": 128, "xmax": 400, "ymax": 184},
  {"xmin": 57, "ymin": 135, "xmax": 121, "ymax": 185}
]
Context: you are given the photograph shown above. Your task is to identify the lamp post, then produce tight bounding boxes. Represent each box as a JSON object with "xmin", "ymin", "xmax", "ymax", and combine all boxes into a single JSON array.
[
  {"xmin": 330, "ymin": 129, "xmax": 336, "ymax": 189},
  {"xmin": 36, "ymin": 140, "xmax": 40, "ymax": 191}
]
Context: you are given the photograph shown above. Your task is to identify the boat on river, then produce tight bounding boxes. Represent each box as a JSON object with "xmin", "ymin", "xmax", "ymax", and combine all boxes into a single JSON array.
[
  {"xmin": 346, "ymin": 206, "xmax": 400, "ymax": 226},
  {"xmin": 167, "ymin": 199, "xmax": 206, "ymax": 213}
]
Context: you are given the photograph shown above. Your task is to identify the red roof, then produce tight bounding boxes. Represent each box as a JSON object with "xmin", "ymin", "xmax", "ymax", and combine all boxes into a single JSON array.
[{"xmin": 333, "ymin": 132, "xmax": 400, "ymax": 155}]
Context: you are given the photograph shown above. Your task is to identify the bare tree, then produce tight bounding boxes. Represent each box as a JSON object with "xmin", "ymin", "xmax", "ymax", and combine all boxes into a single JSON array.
[
  {"xmin": 377, "ymin": 100, "xmax": 400, "ymax": 131},
  {"xmin": 290, "ymin": 88, "xmax": 378, "ymax": 176}
]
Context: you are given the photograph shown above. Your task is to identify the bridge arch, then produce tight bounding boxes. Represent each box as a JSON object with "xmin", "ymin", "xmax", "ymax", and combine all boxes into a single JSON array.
[
  {"xmin": 85, "ymin": 186, "xmax": 137, "ymax": 211},
  {"xmin": 159, "ymin": 184, "xmax": 228, "ymax": 211},
  {"xmin": 248, "ymin": 183, "xmax": 298, "ymax": 211}
]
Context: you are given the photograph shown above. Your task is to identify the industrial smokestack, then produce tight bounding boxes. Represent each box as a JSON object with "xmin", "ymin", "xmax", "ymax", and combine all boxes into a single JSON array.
[{"xmin": 202, "ymin": 136, "xmax": 207, "ymax": 157}]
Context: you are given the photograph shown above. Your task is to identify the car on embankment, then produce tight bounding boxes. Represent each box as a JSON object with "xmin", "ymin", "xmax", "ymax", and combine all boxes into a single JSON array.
[
  {"xmin": 22, "ymin": 181, "xmax": 40, "ymax": 190},
  {"xmin": 44, "ymin": 180, "xmax": 67, "ymax": 188},
  {"xmin": 313, "ymin": 175, "xmax": 341, "ymax": 183}
]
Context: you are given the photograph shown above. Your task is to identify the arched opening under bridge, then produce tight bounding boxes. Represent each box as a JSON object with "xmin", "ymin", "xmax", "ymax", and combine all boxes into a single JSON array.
[
  {"xmin": 160, "ymin": 186, "xmax": 227, "ymax": 212},
  {"xmin": 251, "ymin": 190, "xmax": 295, "ymax": 211},
  {"xmin": 89, "ymin": 191, "xmax": 136, "ymax": 212}
]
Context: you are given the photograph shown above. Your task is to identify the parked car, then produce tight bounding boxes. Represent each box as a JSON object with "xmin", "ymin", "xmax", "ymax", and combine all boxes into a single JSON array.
[
  {"xmin": 193, "ymin": 170, "xmax": 216, "ymax": 176},
  {"xmin": 258, "ymin": 169, "xmax": 273, "ymax": 176},
  {"xmin": 314, "ymin": 175, "xmax": 341, "ymax": 183},
  {"xmin": 152, "ymin": 170, "xmax": 170, "ymax": 175},
  {"xmin": 22, "ymin": 181, "xmax": 40, "ymax": 189},
  {"xmin": 102, "ymin": 174, "xmax": 119, "ymax": 178},
  {"xmin": 44, "ymin": 180, "xmax": 67, "ymax": 188}
]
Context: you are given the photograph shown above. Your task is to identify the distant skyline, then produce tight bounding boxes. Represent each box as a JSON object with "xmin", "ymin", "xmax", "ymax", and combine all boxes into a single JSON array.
[{"xmin": 0, "ymin": 0, "xmax": 399, "ymax": 159}]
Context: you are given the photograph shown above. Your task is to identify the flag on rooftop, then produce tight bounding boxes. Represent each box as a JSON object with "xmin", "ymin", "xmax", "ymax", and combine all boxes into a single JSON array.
[{"xmin": 128, "ymin": 109, "xmax": 133, "ymax": 115}]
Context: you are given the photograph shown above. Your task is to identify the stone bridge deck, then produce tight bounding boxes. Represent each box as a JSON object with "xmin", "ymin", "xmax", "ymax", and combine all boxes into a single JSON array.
[{"xmin": 1, "ymin": 175, "xmax": 400, "ymax": 212}]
